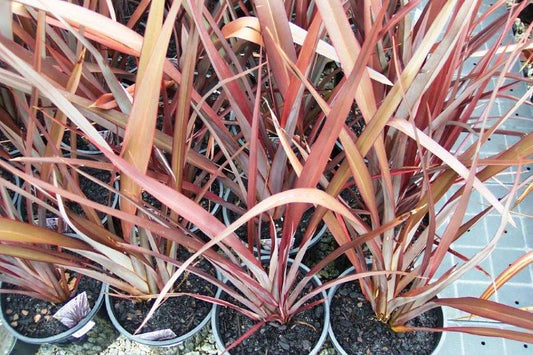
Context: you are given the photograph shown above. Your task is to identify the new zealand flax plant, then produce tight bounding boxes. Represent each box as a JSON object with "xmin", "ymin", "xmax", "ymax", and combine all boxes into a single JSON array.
[
  {"xmin": 0, "ymin": 0, "xmax": 232, "ymax": 329},
  {"xmin": 0, "ymin": 0, "xmax": 394, "ymax": 349},
  {"xmin": 1, "ymin": 0, "xmax": 532, "ymax": 349},
  {"xmin": 287, "ymin": 0, "xmax": 533, "ymax": 342}
]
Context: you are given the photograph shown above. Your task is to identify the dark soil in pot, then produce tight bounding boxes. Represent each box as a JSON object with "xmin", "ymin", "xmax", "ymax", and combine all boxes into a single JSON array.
[
  {"xmin": 108, "ymin": 248, "xmax": 216, "ymax": 338},
  {"xmin": 214, "ymin": 264, "xmax": 327, "ymax": 354},
  {"xmin": 330, "ymin": 281, "xmax": 442, "ymax": 355},
  {"xmin": 339, "ymin": 184, "xmax": 364, "ymax": 210},
  {"xmin": 1, "ymin": 276, "xmax": 102, "ymax": 338},
  {"xmin": 303, "ymin": 230, "xmax": 352, "ymax": 282},
  {"xmin": 142, "ymin": 190, "xmax": 163, "ymax": 210},
  {"xmin": 66, "ymin": 166, "xmax": 117, "ymax": 221},
  {"xmin": 217, "ymin": 304, "xmax": 325, "ymax": 354}
]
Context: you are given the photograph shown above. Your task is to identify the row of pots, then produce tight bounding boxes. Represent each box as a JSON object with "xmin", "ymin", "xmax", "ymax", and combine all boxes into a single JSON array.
[
  {"xmin": 2, "ymin": 132, "xmax": 442, "ymax": 353},
  {"xmin": 0, "ymin": 264, "xmax": 445, "ymax": 354}
]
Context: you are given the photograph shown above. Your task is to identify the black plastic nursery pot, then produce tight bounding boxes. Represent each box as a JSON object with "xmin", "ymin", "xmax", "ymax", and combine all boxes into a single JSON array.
[
  {"xmin": 104, "ymin": 255, "xmax": 219, "ymax": 347},
  {"xmin": 211, "ymin": 259, "xmax": 330, "ymax": 355},
  {"xmin": 328, "ymin": 266, "xmax": 445, "ymax": 355},
  {"xmin": 0, "ymin": 279, "xmax": 105, "ymax": 345}
]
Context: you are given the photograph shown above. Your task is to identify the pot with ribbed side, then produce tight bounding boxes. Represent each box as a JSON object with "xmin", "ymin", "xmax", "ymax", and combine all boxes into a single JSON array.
[
  {"xmin": 211, "ymin": 259, "xmax": 330, "ymax": 354},
  {"xmin": 327, "ymin": 266, "xmax": 445, "ymax": 355}
]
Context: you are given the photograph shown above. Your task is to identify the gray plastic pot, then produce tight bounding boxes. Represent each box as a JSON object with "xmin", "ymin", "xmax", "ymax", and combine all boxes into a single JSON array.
[
  {"xmin": 327, "ymin": 266, "xmax": 446, "ymax": 355},
  {"xmin": 0, "ymin": 281, "xmax": 105, "ymax": 345},
  {"xmin": 0, "ymin": 321, "xmax": 16, "ymax": 354},
  {"xmin": 222, "ymin": 188, "xmax": 328, "ymax": 256},
  {"xmin": 60, "ymin": 130, "xmax": 113, "ymax": 156},
  {"xmin": 16, "ymin": 178, "xmax": 119, "ymax": 226},
  {"xmin": 211, "ymin": 258, "xmax": 330, "ymax": 355},
  {"xmin": 104, "ymin": 277, "xmax": 217, "ymax": 347}
]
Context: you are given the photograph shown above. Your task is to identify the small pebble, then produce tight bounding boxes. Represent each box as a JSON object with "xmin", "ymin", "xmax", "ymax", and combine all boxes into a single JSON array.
[
  {"xmin": 9, "ymin": 321, "xmax": 17, "ymax": 327},
  {"xmin": 40, "ymin": 308, "xmax": 48, "ymax": 314},
  {"xmin": 21, "ymin": 310, "xmax": 29, "ymax": 316},
  {"xmin": 5, "ymin": 309, "xmax": 12, "ymax": 314},
  {"xmin": 34, "ymin": 314, "xmax": 41, "ymax": 322},
  {"xmin": 12, "ymin": 314, "xmax": 19, "ymax": 321}
]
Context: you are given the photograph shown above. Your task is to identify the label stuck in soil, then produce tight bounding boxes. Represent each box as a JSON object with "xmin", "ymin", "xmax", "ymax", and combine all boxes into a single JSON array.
[
  {"xmin": 53, "ymin": 291, "xmax": 90, "ymax": 328},
  {"xmin": 137, "ymin": 329, "xmax": 177, "ymax": 341}
]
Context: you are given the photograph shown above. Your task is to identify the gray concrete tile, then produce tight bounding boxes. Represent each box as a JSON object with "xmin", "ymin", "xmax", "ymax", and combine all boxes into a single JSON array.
[
  {"xmin": 453, "ymin": 218, "xmax": 489, "ymax": 248},
  {"xmin": 459, "ymin": 332, "xmax": 506, "ymax": 355},
  {"xmin": 519, "ymin": 217, "xmax": 533, "ymax": 249},
  {"xmin": 490, "ymin": 248, "xmax": 532, "ymax": 284},
  {"xmin": 435, "ymin": 331, "xmax": 464, "ymax": 355},
  {"xmin": 503, "ymin": 339, "xmax": 532, "ymax": 354},
  {"xmin": 486, "ymin": 215, "xmax": 526, "ymax": 249}
]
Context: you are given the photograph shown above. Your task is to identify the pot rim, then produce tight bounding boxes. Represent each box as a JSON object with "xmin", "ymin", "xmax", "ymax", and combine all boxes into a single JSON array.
[
  {"xmin": 221, "ymin": 188, "xmax": 328, "ymax": 255},
  {"xmin": 16, "ymin": 177, "xmax": 120, "ymax": 226},
  {"xmin": 60, "ymin": 129, "xmax": 113, "ymax": 156},
  {"xmin": 211, "ymin": 258, "xmax": 330, "ymax": 355},
  {"xmin": 327, "ymin": 265, "xmax": 447, "ymax": 355},
  {"xmin": 0, "ymin": 279, "xmax": 105, "ymax": 344}
]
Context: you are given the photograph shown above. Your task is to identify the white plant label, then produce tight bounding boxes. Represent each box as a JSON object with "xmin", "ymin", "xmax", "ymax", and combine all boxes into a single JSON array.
[
  {"xmin": 72, "ymin": 320, "xmax": 95, "ymax": 338},
  {"xmin": 53, "ymin": 291, "xmax": 91, "ymax": 328},
  {"xmin": 137, "ymin": 329, "xmax": 177, "ymax": 341}
]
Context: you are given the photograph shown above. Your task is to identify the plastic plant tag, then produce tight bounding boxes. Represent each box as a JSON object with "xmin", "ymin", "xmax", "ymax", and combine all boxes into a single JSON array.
[
  {"xmin": 72, "ymin": 320, "xmax": 95, "ymax": 338},
  {"xmin": 136, "ymin": 329, "xmax": 177, "ymax": 341},
  {"xmin": 53, "ymin": 291, "xmax": 90, "ymax": 328}
]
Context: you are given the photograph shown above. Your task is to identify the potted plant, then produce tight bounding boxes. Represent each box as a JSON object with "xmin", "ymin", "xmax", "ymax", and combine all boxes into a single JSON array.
[
  {"xmin": 2, "ymin": 0, "xmax": 532, "ymax": 353},
  {"xmin": 0, "ymin": 212, "xmax": 105, "ymax": 344},
  {"xmin": 290, "ymin": 0, "xmax": 533, "ymax": 352},
  {"xmin": 0, "ymin": 20, "xmax": 114, "ymax": 343},
  {"xmin": 110, "ymin": 0, "xmax": 435, "ymax": 352},
  {"xmin": 0, "ymin": 0, "xmax": 232, "ymax": 347}
]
